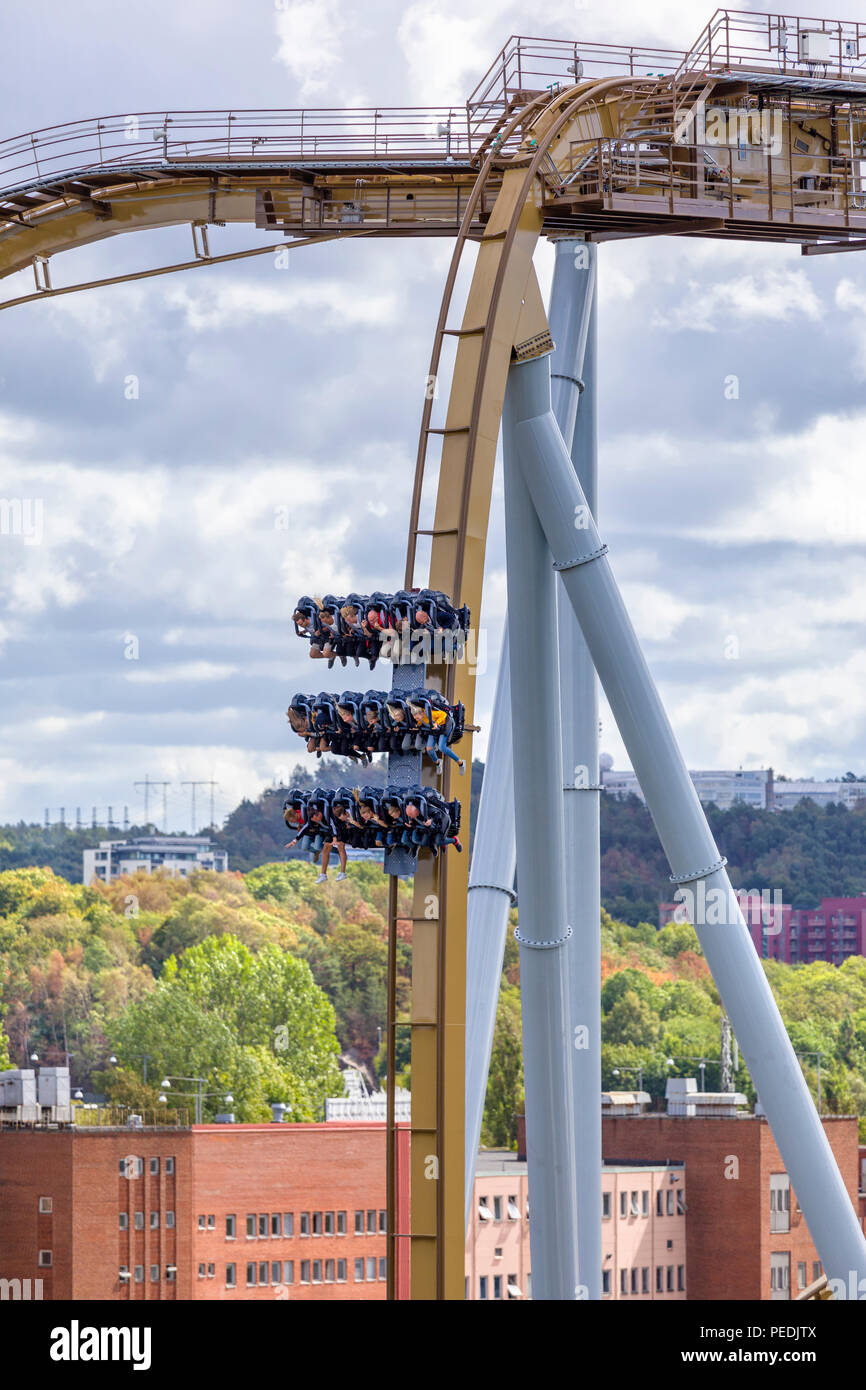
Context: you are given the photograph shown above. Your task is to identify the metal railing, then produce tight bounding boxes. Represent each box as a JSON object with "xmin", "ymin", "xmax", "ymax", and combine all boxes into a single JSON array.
[
  {"xmin": 674, "ymin": 8, "xmax": 866, "ymax": 82},
  {"xmin": 0, "ymin": 106, "xmax": 473, "ymax": 201}
]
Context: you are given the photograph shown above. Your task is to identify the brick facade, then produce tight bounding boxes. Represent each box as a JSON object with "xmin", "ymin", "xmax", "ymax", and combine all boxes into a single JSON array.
[{"xmin": 602, "ymin": 1114, "xmax": 860, "ymax": 1300}]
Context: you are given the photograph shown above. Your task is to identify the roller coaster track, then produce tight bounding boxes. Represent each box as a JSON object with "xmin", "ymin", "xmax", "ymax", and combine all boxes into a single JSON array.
[{"xmin": 401, "ymin": 74, "xmax": 650, "ymax": 1298}]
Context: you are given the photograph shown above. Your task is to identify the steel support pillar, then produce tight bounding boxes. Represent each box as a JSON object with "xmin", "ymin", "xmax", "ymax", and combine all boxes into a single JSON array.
[
  {"xmin": 550, "ymin": 238, "xmax": 601, "ymax": 1300},
  {"xmin": 502, "ymin": 356, "xmax": 579, "ymax": 1301},
  {"xmin": 464, "ymin": 631, "xmax": 517, "ymax": 1230},
  {"xmin": 506, "ymin": 351, "xmax": 866, "ymax": 1294},
  {"xmin": 464, "ymin": 245, "xmax": 594, "ymax": 1236}
]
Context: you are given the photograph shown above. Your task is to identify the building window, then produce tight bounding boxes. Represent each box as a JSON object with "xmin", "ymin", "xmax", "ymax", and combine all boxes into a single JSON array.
[
  {"xmin": 258, "ymin": 1262, "xmax": 269, "ymax": 1285},
  {"xmin": 284, "ymin": 1261, "xmax": 294, "ymax": 1285},
  {"xmin": 119, "ymin": 1213, "xmax": 128, "ymax": 1230},
  {"xmin": 312, "ymin": 1212, "xmax": 322, "ymax": 1237},
  {"xmin": 797, "ymin": 1262, "xmax": 807, "ymax": 1291},
  {"xmin": 38, "ymin": 1197, "xmax": 53, "ymax": 1214},
  {"xmin": 119, "ymin": 1267, "xmax": 129, "ymax": 1282},
  {"xmin": 769, "ymin": 1174, "xmax": 791, "ymax": 1234},
  {"xmin": 312, "ymin": 1261, "xmax": 322, "ymax": 1284},
  {"xmin": 226, "ymin": 1215, "xmax": 236, "ymax": 1239},
  {"xmin": 494, "ymin": 1246, "xmax": 503, "ymax": 1259},
  {"xmin": 166, "ymin": 1267, "xmax": 176, "ymax": 1283},
  {"xmin": 134, "ymin": 1266, "xmax": 144, "ymax": 1284},
  {"xmin": 619, "ymin": 1192, "xmax": 627, "ymax": 1219},
  {"xmin": 641, "ymin": 1267, "xmax": 649, "ymax": 1294},
  {"xmin": 666, "ymin": 1266, "xmax": 674, "ymax": 1292},
  {"xmin": 246, "ymin": 1214, "xmax": 256, "ymax": 1238},
  {"xmin": 134, "ymin": 1212, "xmax": 144, "ymax": 1231},
  {"xmin": 325, "ymin": 1259, "xmax": 335, "ymax": 1283},
  {"xmin": 620, "ymin": 1269, "xmax": 627, "ymax": 1295},
  {"xmin": 198, "ymin": 1214, "xmax": 206, "ymax": 1231},
  {"xmin": 641, "ymin": 1191, "xmax": 649, "ymax": 1217},
  {"xmin": 336, "ymin": 1211, "xmax": 346, "ymax": 1235},
  {"xmin": 283, "ymin": 1213, "xmax": 294, "ymax": 1237},
  {"xmin": 198, "ymin": 1264, "xmax": 206, "ymax": 1279},
  {"xmin": 354, "ymin": 1211, "xmax": 364, "ymax": 1235},
  {"xmin": 226, "ymin": 1264, "xmax": 236, "ymax": 1288},
  {"xmin": 150, "ymin": 1266, "xmax": 159, "ymax": 1284},
  {"xmin": 246, "ymin": 1263, "xmax": 257, "ymax": 1287},
  {"xmin": 366, "ymin": 1256, "xmax": 376, "ymax": 1281},
  {"xmin": 479, "ymin": 1276, "xmax": 488, "ymax": 1300},
  {"xmin": 813, "ymin": 1262, "xmax": 821, "ymax": 1282},
  {"xmin": 150, "ymin": 1212, "xmax": 159, "ymax": 1229},
  {"xmin": 324, "ymin": 1212, "xmax": 335, "ymax": 1236},
  {"xmin": 507, "ymin": 1196, "xmax": 521, "ymax": 1221},
  {"xmin": 207, "ymin": 1264, "xmax": 214, "ymax": 1278},
  {"xmin": 337, "ymin": 1259, "xmax": 347, "ymax": 1283},
  {"xmin": 271, "ymin": 1262, "xmax": 281, "ymax": 1284},
  {"xmin": 149, "ymin": 1158, "xmax": 159, "ymax": 1176},
  {"xmin": 354, "ymin": 1258, "xmax": 364, "ymax": 1282},
  {"xmin": 38, "ymin": 1251, "xmax": 53, "ymax": 1268},
  {"xmin": 165, "ymin": 1158, "xmax": 174, "ymax": 1175},
  {"xmin": 258, "ymin": 1215, "xmax": 268, "ymax": 1238},
  {"xmin": 207, "ymin": 1215, "xmax": 215, "ymax": 1230},
  {"xmin": 602, "ymin": 1192, "xmax": 611, "ymax": 1219},
  {"xmin": 300, "ymin": 1212, "xmax": 310, "ymax": 1237},
  {"xmin": 271, "ymin": 1213, "xmax": 281, "ymax": 1237},
  {"xmin": 770, "ymin": 1252, "xmax": 791, "ymax": 1300},
  {"xmin": 630, "ymin": 1267, "xmax": 638, "ymax": 1295},
  {"xmin": 478, "ymin": 1197, "xmax": 492, "ymax": 1222},
  {"xmin": 379, "ymin": 1258, "xmax": 386, "ymax": 1282},
  {"xmin": 676, "ymin": 1189, "xmax": 686, "ymax": 1215},
  {"xmin": 677, "ymin": 1266, "xmax": 685, "ymax": 1292},
  {"xmin": 602, "ymin": 1270, "xmax": 611, "ymax": 1295},
  {"xmin": 666, "ymin": 1190, "xmax": 675, "ymax": 1216},
  {"xmin": 630, "ymin": 1191, "xmax": 640, "ymax": 1218},
  {"xmin": 379, "ymin": 1209, "xmax": 387, "ymax": 1233},
  {"xmin": 492, "ymin": 1274, "xmax": 502, "ymax": 1300},
  {"xmin": 366, "ymin": 1210, "xmax": 376, "ymax": 1234},
  {"xmin": 493, "ymin": 1196, "xmax": 503, "ymax": 1222},
  {"xmin": 166, "ymin": 1211, "xmax": 175, "ymax": 1229},
  {"xmin": 656, "ymin": 1190, "xmax": 663, "ymax": 1217},
  {"xmin": 656, "ymin": 1266, "xmax": 663, "ymax": 1293}
]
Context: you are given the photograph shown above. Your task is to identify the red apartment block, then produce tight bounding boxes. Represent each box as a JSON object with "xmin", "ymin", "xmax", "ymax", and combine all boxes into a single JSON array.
[
  {"xmin": 601, "ymin": 1113, "xmax": 860, "ymax": 1300},
  {"xmin": 0, "ymin": 1122, "xmax": 409, "ymax": 1301},
  {"xmin": 659, "ymin": 894, "xmax": 866, "ymax": 965}
]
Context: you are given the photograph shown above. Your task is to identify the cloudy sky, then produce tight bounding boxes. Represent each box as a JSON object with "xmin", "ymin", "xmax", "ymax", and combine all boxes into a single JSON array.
[{"xmin": 0, "ymin": 0, "xmax": 864, "ymax": 832}]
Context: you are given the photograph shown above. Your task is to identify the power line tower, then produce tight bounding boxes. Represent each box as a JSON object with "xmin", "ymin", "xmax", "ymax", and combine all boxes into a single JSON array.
[
  {"xmin": 181, "ymin": 781, "xmax": 218, "ymax": 833},
  {"xmin": 134, "ymin": 776, "xmax": 171, "ymax": 830},
  {"xmin": 720, "ymin": 1007, "xmax": 738, "ymax": 1093}
]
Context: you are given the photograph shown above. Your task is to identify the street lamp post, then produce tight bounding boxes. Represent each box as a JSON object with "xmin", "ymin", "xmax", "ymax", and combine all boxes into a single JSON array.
[{"xmin": 611, "ymin": 1064, "xmax": 644, "ymax": 1092}]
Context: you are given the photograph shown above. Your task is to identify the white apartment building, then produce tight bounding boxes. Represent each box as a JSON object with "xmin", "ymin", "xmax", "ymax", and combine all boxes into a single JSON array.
[{"xmin": 83, "ymin": 836, "xmax": 228, "ymax": 884}]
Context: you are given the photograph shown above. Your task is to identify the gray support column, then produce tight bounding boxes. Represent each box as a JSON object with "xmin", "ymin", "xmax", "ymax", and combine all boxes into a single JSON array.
[
  {"xmin": 503, "ymin": 356, "xmax": 579, "ymax": 1300},
  {"xmin": 464, "ymin": 632, "xmax": 517, "ymax": 1231},
  {"xmin": 550, "ymin": 238, "xmax": 601, "ymax": 1300},
  {"xmin": 507, "ymin": 352, "xmax": 866, "ymax": 1293},
  {"xmin": 464, "ymin": 247, "xmax": 594, "ymax": 1234}
]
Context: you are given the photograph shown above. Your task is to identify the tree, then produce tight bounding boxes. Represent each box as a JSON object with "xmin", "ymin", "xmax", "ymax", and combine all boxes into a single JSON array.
[
  {"xmin": 482, "ymin": 985, "xmax": 524, "ymax": 1149},
  {"xmin": 112, "ymin": 935, "xmax": 341, "ymax": 1121}
]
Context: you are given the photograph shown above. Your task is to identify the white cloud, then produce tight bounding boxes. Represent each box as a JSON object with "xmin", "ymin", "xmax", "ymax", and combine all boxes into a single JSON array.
[
  {"xmin": 163, "ymin": 278, "xmax": 399, "ymax": 332},
  {"xmin": 654, "ymin": 269, "xmax": 822, "ymax": 332}
]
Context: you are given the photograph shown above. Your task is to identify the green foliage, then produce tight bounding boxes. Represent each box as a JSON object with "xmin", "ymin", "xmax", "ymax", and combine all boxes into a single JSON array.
[{"xmin": 481, "ymin": 985, "xmax": 524, "ymax": 1150}]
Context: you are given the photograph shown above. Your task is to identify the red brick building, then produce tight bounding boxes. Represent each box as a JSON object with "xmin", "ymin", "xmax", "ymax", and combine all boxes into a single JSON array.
[
  {"xmin": 659, "ymin": 893, "xmax": 866, "ymax": 966},
  {"xmin": 0, "ymin": 1122, "xmax": 408, "ymax": 1301},
  {"xmin": 602, "ymin": 1113, "xmax": 860, "ymax": 1300}
]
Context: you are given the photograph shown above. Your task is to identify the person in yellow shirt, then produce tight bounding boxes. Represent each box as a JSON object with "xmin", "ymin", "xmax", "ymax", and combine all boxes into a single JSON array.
[{"xmin": 408, "ymin": 697, "xmax": 465, "ymax": 774}]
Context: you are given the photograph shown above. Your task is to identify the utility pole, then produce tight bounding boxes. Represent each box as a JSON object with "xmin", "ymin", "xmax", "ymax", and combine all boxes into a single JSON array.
[
  {"xmin": 182, "ymin": 780, "xmax": 218, "ymax": 832},
  {"xmin": 135, "ymin": 777, "xmax": 171, "ymax": 830}
]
